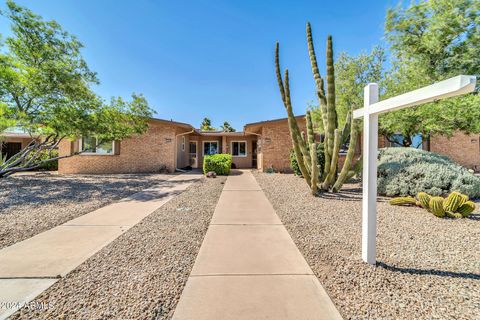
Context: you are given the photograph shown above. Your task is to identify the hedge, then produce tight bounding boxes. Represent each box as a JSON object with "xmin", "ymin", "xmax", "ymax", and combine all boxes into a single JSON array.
[
  {"xmin": 203, "ymin": 154, "xmax": 232, "ymax": 175},
  {"xmin": 290, "ymin": 144, "xmax": 325, "ymax": 176},
  {"xmin": 378, "ymin": 147, "xmax": 480, "ymax": 198}
]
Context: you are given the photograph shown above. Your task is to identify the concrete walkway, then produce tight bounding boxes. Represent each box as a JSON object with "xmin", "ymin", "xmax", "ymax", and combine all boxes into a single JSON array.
[
  {"xmin": 173, "ymin": 170, "xmax": 342, "ymax": 320},
  {"xmin": 0, "ymin": 172, "xmax": 201, "ymax": 320}
]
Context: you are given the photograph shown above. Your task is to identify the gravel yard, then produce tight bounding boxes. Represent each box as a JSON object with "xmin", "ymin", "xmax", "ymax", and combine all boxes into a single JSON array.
[
  {"xmin": 11, "ymin": 176, "xmax": 226, "ymax": 320},
  {"xmin": 253, "ymin": 171, "xmax": 480, "ymax": 320},
  {"xmin": 0, "ymin": 172, "xmax": 175, "ymax": 249}
]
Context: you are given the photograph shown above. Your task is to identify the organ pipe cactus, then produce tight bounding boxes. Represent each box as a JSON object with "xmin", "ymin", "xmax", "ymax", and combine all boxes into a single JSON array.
[{"xmin": 275, "ymin": 23, "xmax": 360, "ymax": 194}]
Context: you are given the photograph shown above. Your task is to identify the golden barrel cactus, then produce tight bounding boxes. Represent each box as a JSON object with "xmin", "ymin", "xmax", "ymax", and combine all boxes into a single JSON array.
[
  {"xmin": 457, "ymin": 201, "xmax": 475, "ymax": 217},
  {"xmin": 416, "ymin": 192, "xmax": 431, "ymax": 210},
  {"xmin": 443, "ymin": 191, "xmax": 466, "ymax": 213},
  {"xmin": 389, "ymin": 196, "xmax": 418, "ymax": 206},
  {"xmin": 429, "ymin": 197, "xmax": 446, "ymax": 217}
]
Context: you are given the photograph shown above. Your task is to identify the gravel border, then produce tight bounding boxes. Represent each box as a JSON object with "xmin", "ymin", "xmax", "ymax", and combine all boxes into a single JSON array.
[
  {"xmin": 253, "ymin": 171, "xmax": 479, "ymax": 320},
  {"xmin": 0, "ymin": 172, "xmax": 174, "ymax": 249},
  {"xmin": 11, "ymin": 176, "xmax": 226, "ymax": 320}
]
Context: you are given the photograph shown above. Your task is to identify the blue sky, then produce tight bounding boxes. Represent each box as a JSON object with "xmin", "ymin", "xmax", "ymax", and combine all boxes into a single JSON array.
[{"xmin": 1, "ymin": 0, "xmax": 393, "ymax": 131}]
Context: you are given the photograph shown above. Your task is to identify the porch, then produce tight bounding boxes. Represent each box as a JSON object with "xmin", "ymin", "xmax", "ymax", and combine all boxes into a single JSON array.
[{"xmin": 176, "ymin": 131, "xmax": 259, "ymax": 170}]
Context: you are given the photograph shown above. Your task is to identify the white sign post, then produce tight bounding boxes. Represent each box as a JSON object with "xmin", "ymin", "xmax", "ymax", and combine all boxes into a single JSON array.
[{"xmin": 353, "ymin": 75, "xmax": 477, "ymax": 265}]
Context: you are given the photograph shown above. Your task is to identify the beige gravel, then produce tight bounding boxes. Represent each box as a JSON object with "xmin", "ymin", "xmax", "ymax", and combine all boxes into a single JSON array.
[
  {"xmin": 0, "ymin": 172, "xmax": 174, "ymax": 249},
  {"xmin": 11, "ymin": 176, "xmax": 226, "ymax": 320},
  {"xmin": 253, "ymin": 171, "xmax": 480, "ymax": 320}
]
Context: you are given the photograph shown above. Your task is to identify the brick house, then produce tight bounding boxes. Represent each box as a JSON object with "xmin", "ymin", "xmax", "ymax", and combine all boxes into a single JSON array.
[
  {"xmin": 3, "ymin": 116, "xmax": 479, "ymax": 173},
  {"xmin": 57, "ymin": 116, "xmax": 307, "ymax": 174}
]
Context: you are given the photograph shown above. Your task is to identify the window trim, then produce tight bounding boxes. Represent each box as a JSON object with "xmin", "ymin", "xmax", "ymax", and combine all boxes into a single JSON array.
[
  {"xmin": 202, "ymin": 140, "xmax": 219, "ymax": 156},
  {"xmin": 79, "ymin": 137, "xmax": 115, "ymax": 156},
  {"xmin": 231, "ymin": 140, "xmax": 247, "ymax": 157},
  {"xmin": 181, "ymin": 136, "xmax": 186, "ymax": 152}
]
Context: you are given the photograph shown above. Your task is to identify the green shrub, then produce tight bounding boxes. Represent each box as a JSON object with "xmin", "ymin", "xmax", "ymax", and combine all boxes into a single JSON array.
[
  {"xmin": 378, "ymin": 148, "xmax": 480, "ymax": 198},
  {"xmin": 24, "ymin": 149, "xmax": 58, "ymax": 171},
  {"xmin": 290, "ymin": 143, "xmax": 325, "ymax": 176},
  {"xmin": 203, "ymin": 154, "xmax": 232, "ymax": 175}
]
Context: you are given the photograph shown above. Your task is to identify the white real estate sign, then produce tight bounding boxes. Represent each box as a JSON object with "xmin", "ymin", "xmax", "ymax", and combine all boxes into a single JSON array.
[{"xmin": 353, "ymin": 75, "xmax": 477, "ymax": 265}]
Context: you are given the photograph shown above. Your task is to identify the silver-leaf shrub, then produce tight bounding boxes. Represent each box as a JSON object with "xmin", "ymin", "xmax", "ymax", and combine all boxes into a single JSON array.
[{"xmin": 377, "ymin": 148, "xmax": 480, "ymax": 198}]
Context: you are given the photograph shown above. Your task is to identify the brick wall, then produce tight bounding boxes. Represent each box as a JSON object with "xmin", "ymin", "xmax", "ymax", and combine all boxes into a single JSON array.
[
  {"xmin": 259, "ymin": 119, "xmax": 306, "ymax": 172},
  {"xmin": 58, "ymin": 121, "xmax": 185, "ymax": 174},
  {"xmin": 225, "ymin": 136, "xmax": 256, "ymax": 169},
  {"xmin": 430, "ymin": 131, "xmax": 480, "ymax": 170}
]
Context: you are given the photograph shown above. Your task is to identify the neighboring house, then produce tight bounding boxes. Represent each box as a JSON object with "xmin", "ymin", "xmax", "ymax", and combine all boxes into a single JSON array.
[
  {"xmin": 0, "ymin": 127, "xmax": 40, "ymax": 160},
  {"xmin": 2, "ymin": 116, "xmax": 479, "ymax": 173}
]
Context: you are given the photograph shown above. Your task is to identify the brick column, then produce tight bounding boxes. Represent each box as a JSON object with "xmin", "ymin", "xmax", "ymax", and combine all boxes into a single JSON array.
[{"xmin": 222, "ymin": 136, "xmax": 227, "ymax": 153}]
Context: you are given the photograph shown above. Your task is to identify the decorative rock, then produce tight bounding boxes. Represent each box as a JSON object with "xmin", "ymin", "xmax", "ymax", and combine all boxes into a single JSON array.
[
  {"xmin": 253, "ymin": 171, "xmax": 479, "ymax": 320},
  {"xmin": 206, "ymin": 171, "xmax": 217, "ymax": 178},
  {"xmin": 11, "ymin": 176, "xmax": 226, "ymax": 319}
]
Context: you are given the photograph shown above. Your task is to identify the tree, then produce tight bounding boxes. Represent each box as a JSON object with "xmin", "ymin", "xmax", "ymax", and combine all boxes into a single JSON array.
[
  {"xmin": 200, "ymin": 117, "xmax": 215, "ymax": 131},
  {"xmin": 0, "ymin": 1, "xmax": 152, "ymax": 178},
  {"xmin": 220, "ymin": 121, "xmax": 235, "ymax": 132},
  {"xmin": 380, "ymin": 0, "xmax": 480, "ymax": 146}
]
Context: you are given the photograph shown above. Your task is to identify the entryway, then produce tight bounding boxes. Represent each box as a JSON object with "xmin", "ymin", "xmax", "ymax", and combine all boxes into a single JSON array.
[
  {"xmin": 189, "ymin": 141, "xmax": 198, "ymax": 168},
  {"xmin": 1, "ymin": 142, "xmax": 22, "ymax": 160}
]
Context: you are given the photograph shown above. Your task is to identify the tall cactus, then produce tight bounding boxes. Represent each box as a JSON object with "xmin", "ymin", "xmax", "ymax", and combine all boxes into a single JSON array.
[{"xmin": 275, "ymin": 23, "xmax": 361, "ymax": 193}]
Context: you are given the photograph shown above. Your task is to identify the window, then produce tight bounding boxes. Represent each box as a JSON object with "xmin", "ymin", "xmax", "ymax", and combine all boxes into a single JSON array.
[
  {"xmin": 203, "ymin": 141, "xmax": 218, "ymax": 155},
  {"xmin": 389, "ymin": 133, "xmax": 423, "ymax": 149},
  {"xmin": 81, "ymin": 136, "xmax": 114, "ymax": 155},
  {"xmin": 189, "ymin": 141, "xmax": 197, "ymax": 154},
  {"xmin": 181, "ymin": 136, "xmax": 186, "ymax": 151},
  {"xmin": 231, "ymin": 141, "xmax": 247, "ymax": 157}
]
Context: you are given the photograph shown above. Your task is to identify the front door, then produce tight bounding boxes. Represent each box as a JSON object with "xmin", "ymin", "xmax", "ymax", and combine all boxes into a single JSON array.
[
  {"xmin": 189, "ymin": 141, "xmax": 198, "ymax": 168},
  {"xmin": 1, "ymin": 142, "xmax": 22, "ymax": 160},
  {"xmin": 252, "ymin": 140, "xmax": 257, "ymax": 168}
]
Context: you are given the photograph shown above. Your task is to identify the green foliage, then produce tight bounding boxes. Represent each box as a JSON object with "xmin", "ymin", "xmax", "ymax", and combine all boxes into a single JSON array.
[
  {"xmin": 203, "ymin": 154, "xmax": 232, "ymax": 175},
  {"xmin": 25, "ymin": 149, "xmax": 58, "ymax": 171},
  {"xmin": 385, "ymin": 0, "xmax": 479, "ymax": 77},
  {"xmin": 200, "ymin": 118, "xmax": 216, "ymax": 131},
  {"xmin": 0, "ymin": 1, "xmax": 152, "ymax": 177},
  {"xmin": 380, "ymin": 0, "xmax": 480, "ymax": 145},
  {"xmin": 220, "ymin": 121, "xmax": 236, "ymax": 132},
  {"xmin": 378, "ymin": 148, "xmax": 480, "ymax": 198},
  {"xmin": 290, "ymin": 144, "xmax": 325, "ymax": 177},
  {"xmin": 0, "ymin": 103, "xmax": 15, "ymax": 133},
  {"xmin": 265, "ymin": 167, "xmax": 275, "ymax": 174}
]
